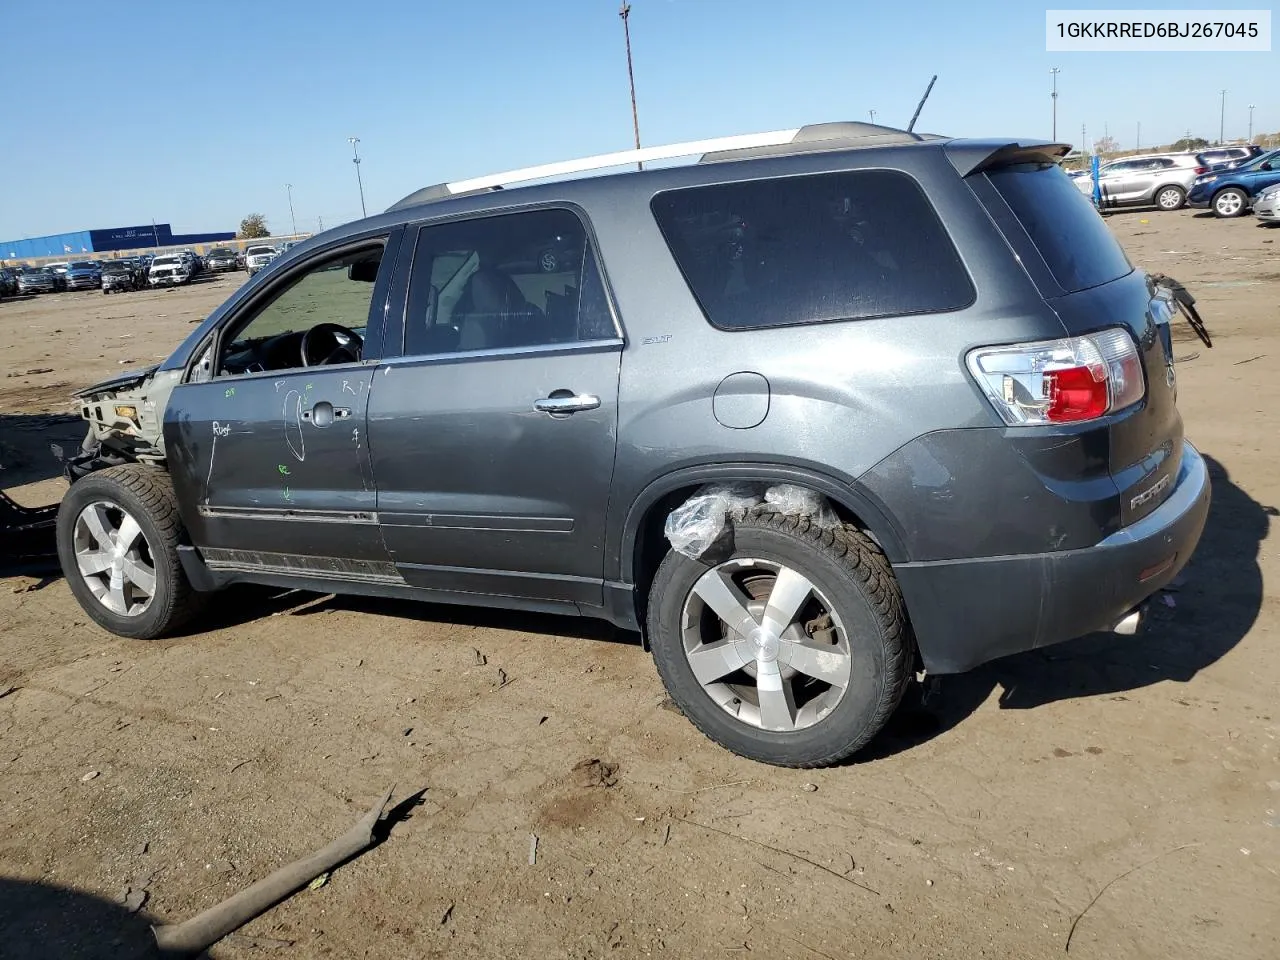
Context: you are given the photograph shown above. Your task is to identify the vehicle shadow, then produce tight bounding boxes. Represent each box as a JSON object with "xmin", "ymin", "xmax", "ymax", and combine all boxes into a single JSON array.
[
  {"xmin": 0, "ymin": 876, "xmax": 200, "ymax": 959},
  {"xmin": 0, "ymin": 412, "xmax": 82, "ymax": 487},
  {"xmin": 187, "ymin": 582, "xmax": 637, "ymax": 646},
  {"xmin": 867, "ymin": 453, "xmax": 1272, "ymax": 760},
  {"xmin": 0, "ymin": 293, "xmax": 39, "ymax": 304}
]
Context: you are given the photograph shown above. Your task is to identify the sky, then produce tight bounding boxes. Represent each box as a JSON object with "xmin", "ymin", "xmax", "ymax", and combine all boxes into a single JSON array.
[{"xmin": 1, "ymin": 0, "xmax": 1275, "ymax": 241}]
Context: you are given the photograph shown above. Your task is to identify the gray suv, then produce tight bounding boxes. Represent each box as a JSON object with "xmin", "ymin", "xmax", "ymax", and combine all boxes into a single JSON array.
[{"xmin": 52, "ymin": 121, "xmax": 1210, "ymax": 767}]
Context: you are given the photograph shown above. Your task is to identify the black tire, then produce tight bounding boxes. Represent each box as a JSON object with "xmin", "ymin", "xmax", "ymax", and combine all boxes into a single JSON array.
[
  {"xmin": 646, "ymin": 509, "xmax": 913, "ymax": 767},
  {"xmin": 1213, "ymin": 187, "xmax": 1249, "ymax": 218},
  {"xmin": 56, "ymin": 464, "xmax": 205, "ymax": 639},
  {"xmin": 1155, "ymin": 185, "xmax": 1185, "ymax": 211}
]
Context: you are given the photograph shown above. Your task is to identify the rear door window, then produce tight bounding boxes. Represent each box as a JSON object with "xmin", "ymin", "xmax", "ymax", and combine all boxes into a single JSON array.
[
  {"xmin": 651, "ymin": 170, "xmax": 975, "ymax": 331},
  {"xmin": 403, "ymin": 208, "xmax": 618, "ymax": 356},
  {"xmin": 985, "ymin": 162, "xmax": 1133, "ymax": 294}
]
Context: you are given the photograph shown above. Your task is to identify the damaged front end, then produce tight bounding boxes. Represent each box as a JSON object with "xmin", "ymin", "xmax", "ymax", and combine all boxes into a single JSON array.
[{"xmin": 56, "ymin": 364, "xmax": 182, "ymax": 480}]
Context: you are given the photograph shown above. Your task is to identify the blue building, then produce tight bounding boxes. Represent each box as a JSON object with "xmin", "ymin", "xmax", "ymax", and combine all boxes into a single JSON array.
[{"xmin": 2, "ymin": 223, "xmax": 235, "ymax": 261}]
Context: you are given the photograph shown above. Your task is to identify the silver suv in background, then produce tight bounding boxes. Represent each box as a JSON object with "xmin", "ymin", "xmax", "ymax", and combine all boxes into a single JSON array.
[
  {"xmin": 1195, "ymin": 145, "xmax": 1264, "ymax": 173},
  {"xmin": 1075, "ymin": 153, "xmax": 1198, "ymax": 210}
]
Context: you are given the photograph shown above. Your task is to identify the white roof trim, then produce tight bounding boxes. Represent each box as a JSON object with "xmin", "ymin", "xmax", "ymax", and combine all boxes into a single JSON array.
[{"xmin": 446, "ymin": 129, "xmax": 802, "ymax": 194}]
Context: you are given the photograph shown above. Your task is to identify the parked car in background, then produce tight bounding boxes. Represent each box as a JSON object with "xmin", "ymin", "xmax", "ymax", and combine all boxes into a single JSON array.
[
  {"xmin": 1254, "ymin": 184, "xmax": 1280, "ymax": 225},
  {"xmin": 1074, "ymin": 153, "xmax": 1198, "ymax": 210},
  {"xmin": 17, "ymin": 267, "xmax": 57, "ymax": 294},
  {"xmin": 42, "ymin": 262, "xmax": 70, "ymax": 289},
  {"xmin": 102, "ymin": 260, "xmax": 141, "ymax": 294},
  {"xmin": 64, "ymin": 260, "xmax": 103, "ymax": 291},
  {"xmin": 0, "ymin": 267, "xmax": 17, "ymax": 297},
  {"xmin": 148, "ymin": 255, "xmax": 192, "ymax": 287},
  {"xmin": 1188, "ymin": 149, "xmax": 1280, "ymax": 217},
  {"xmin": 204, "ymin": 248, "xmax": 239, "ymax": 272},
  {"xmin": 244, "ymin": 244, "xmax": 278, "ymax": 276},
  {"xmin": 1194, "ymin": 145, "xmax": 1265, "ymax": 174}
]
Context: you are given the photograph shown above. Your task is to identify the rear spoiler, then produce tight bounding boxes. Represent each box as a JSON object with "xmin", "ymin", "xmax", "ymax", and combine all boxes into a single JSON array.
[{"xmin": 944, "ymin": 139, "xmax": 1072, "ymax": 177}]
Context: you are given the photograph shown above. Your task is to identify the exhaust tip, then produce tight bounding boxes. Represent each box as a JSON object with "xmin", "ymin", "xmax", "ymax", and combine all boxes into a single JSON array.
[{"xmin": 1113, "ymin": 607, "xmax": 1144, "ymax": 636}]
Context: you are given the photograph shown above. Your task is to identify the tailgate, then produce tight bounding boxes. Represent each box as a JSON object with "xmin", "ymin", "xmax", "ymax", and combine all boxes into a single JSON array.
[
  {"xmin": 974, "ymin": 154, "xmax": 1184, "ymax": 527},
  {"xmin": 1048, "ymin": 272, "xmax": 1183, "ymax": 525}
]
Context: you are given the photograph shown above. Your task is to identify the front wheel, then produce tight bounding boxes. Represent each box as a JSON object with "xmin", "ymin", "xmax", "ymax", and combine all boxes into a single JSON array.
[
  {"xmin": 1213, "ymin": 187, "xmax": 1248, "ymax": 218},
  {"xmin": 646, "ymin": 510, "xmax": 913, "ymax": 767},
  {"xmin": 1155, "ymin": 185, "xmax": 1186, "ymax": 211},
  {"xmin": 56, "ymin": 464, "xmax": 205, "ymax": 639}
]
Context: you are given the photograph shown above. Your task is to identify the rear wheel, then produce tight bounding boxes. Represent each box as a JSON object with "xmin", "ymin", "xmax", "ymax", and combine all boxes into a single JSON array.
[
  {"xmin": 56, "ymin": 465, "xmax": 205, "ymax": 639},
  {"xmin": 1213, "ymin": 187, "xmax": 1248, "ymax": 218},
  {"xmin": 646, "ymin": 510, "xmax": 913, "ymax": 767},
  {"xmin": 1155, "ymin": 185, "xmax": 1186, "ymax": 211}
]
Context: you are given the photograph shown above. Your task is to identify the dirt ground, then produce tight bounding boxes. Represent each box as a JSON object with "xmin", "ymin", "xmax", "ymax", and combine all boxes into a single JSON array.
[{"xmin": 1, "ymin": 214, "xmax": 1278, "ymax": 960}]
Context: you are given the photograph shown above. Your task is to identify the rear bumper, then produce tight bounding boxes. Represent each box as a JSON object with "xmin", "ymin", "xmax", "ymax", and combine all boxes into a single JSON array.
[{"xmin": 894, "ymin": 440, "xmax": 1211, "ymax": 674}]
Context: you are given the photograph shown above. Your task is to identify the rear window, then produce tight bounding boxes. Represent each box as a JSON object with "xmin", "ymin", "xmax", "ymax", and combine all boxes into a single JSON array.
[
  {"xmin": 987, "ymin": 162, "xmax": 1132, "ymax": 293},
  {"xmin": 651, "ymin": 170, "xmax": 975, "ymax": 330}
]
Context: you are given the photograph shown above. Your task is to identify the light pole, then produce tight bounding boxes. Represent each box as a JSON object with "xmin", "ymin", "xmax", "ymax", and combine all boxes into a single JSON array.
[
  {"xmin": 1219, "ymin": 90, "xmax": 1227, "ymax": 144},
  {"xmin": 1248, "ymin": 103, "xmax": 1256, "ymax": 141},
  {"xmin": 619, "ymin": 3, "xmax": 642, "ymax": 171},
  {"xmin": 869, "ymin": 109, "xmax": 876, "ymax": 124},
  {"xmin": 1050, "ymin": 67, "xmax": 1060, "ymax": 140},
  {"xmin": 348, "ymin": 137, "xmax": 367, "ymax": 218},
  {"xmin": 285, "ymin": 183, "xmax": 297, "ymax": 237},
  {"xmin": 1136, "ymin": 121, "xmax": 1141, "ymax": 150}
]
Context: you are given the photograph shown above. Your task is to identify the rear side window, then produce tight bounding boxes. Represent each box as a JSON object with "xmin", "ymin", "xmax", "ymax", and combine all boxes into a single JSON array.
[
  {"xmin": 651, "ymin": 170, "xmax": 975, "ymax": 331},
  {"xmin": 404, "ymin": 208, "xmax": 617, "ymax": 356},
  {"xmin": 987, "ymin": 162, "xmax": 1132, "ymax": 293}
]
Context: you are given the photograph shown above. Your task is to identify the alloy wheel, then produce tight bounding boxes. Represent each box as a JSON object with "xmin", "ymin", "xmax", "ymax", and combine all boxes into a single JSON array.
[
  {"xmin": 680, "ymin": 558, "xmax": 852, "ymax": 733},
  {"xmin": 1215, "ymin": 191, "xmax": 1244, "ymax": 216},
  {"xmin": 72, "ymin": 500, "xmax": 157, "ymax": 616}
]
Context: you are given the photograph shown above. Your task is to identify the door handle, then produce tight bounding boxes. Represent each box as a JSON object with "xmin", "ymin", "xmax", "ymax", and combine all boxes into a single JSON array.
[
  {"xmin": 302, "ymin": 401, "xmax": 352, "ymax": 428},
  {"xmin": 533, "ymin": 392, "xmax": 601, "ymax": 415}
]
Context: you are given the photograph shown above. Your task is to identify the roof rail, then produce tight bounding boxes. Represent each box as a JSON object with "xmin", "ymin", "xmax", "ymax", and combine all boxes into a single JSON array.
[
  {"xmin": 448, "ymin": 128, "xmax": 800, "ymax": 194},
  {"xmin": 386, "ymin": 121, "xmax": 942, "ymax": 213}
]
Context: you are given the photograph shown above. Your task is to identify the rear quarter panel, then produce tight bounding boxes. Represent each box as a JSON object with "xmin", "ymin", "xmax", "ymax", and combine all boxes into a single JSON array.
[{"xmin": 575, "ymin": 150, "xmax": 1075, "ymax": 580}]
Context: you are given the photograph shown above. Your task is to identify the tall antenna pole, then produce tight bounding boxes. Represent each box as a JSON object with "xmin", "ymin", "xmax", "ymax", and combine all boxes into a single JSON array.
[
  {"xmin": 285, "ymin": 183, "xmax": 297, "ymax": 236},
  {"xmin": 906, "ymin": 75, "xmax": 937, "ymax": 132},
  {"xmin": 1219, "ymin": 90, "xmax": 1227, "ymax": 144},
  {"xmin": 348, "ymin": 137, "xmax": 367, "ymax": 218},
  {"xmin": 620, "ymin": 3, "xmax": 642, "ymax": 171},
  {"xmin": 1248, "ymin": 103, "xmax": 1256, "ymax": 141},
  {"xmin": 1050, "ymin": 67, "xmax": 1060, "ymax": 140}
]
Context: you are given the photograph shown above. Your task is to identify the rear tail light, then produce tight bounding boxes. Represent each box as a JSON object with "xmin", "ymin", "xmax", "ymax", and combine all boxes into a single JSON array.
[
  {"xmin": 966, "ymin": 328, "xmax": 1145, "ymax": 425},
  {"xmin": 1194, "ymin": 166, "xmax": 1208, "ymax": 175}
]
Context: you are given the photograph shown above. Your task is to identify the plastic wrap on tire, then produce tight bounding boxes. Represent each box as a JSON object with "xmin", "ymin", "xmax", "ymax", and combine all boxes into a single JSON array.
[
  {"xmin": 663, "ymin": 484, "xmax": 763, "ymax": 558},
  {"xmin": 763, "ymin": 484, "xmax": 840, "ymax": 528},
  {"xmin": 663, "ymin": 483, "xmax": 841, "ymax": 559}
]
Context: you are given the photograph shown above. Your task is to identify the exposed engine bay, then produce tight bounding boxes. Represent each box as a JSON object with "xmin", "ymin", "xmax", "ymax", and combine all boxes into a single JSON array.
[{"xmin": 64, "ymin": 364, "xmax": 182, "ymax": 478}]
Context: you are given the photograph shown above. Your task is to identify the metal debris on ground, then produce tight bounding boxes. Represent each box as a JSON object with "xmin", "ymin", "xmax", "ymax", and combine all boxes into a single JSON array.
[
  {"xmin": 151, "ymin": 785, "xmax": 395, "ymax": 956},
  {"xmin": 528, "ymin": 834, "xmax": 539, "ymax": 866}
]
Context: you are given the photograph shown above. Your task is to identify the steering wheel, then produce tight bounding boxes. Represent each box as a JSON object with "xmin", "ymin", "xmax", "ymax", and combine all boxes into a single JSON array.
[{"xmin": 300, "ymin": 323, "xmax": 364, "ymax": 367}]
